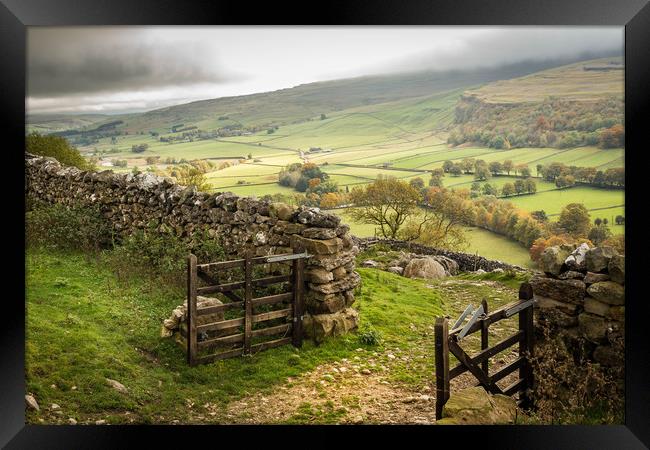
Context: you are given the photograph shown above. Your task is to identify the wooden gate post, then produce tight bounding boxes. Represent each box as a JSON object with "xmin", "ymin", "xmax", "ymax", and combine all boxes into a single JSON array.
[
  {"xmin": 518, "ymin": 282, "xmax": 535, "ymax": 408},
  {"xmin": 435, "ymin": 316, "xmax": 450, "ymax": 420},
  {"xmin": 187, "ymin": 254, "xmax": 198, "ymax": 366},
  {"xmin": 480, "ymin": 298, "xmax": 489, "ymax": 375},
  {"xmin": 244, "ymin": 250, "xmax": 253, "ymax": 354},
  {"xmin": 292, "ymin": 246, "xmax": 305, "ymax": 348}
]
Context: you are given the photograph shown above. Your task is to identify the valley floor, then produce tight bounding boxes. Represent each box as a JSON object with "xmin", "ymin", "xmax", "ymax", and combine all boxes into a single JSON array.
[{"xmin": 25, "ymin": 249, "xmax": 525, "ymax": 425}]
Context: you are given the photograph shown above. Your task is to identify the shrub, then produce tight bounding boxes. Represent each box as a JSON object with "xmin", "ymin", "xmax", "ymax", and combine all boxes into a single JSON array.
[
  {"xmin": 106, "ymin": 228, "xmax": 225, "ymax": 285},
  {"xmin": 26, "ymin": 202, "xmax": 113, "ymax": 252},
  {"xmin": 357, "ymin": 325, "xmax": 382, "ymax": 346},
  {"xmin": 527, "ymin": 323, "xmax": 623, "ymax": 424},
  {"xmin": 26, "ymin": 132, "xmax": 95, "ymax": 171}
]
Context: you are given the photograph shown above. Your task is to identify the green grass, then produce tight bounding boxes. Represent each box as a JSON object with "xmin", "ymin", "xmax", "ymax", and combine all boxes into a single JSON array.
[
  {"xmin": 28, "ymin": 247, "xmax": 487, "ymax": 424},
  {"xmin": 461, "ymin": 227, "xmax": 535, "ymax": 268}
]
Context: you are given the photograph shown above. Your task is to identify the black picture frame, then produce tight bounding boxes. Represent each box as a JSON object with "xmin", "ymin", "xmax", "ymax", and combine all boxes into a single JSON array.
[{"xmin": 2, "ymin": 0, "xmax": 649, "ymax": 447}]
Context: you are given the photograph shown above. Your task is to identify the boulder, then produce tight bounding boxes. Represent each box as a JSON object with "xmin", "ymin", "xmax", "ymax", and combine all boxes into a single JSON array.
[
  {"xmin": 302, "ymin": 227, "xmax": 337, "ymax": 240},
  {"xmin": 586, "ymin": 281, "xmax": 624, "ymax": 305},
  {"xmin": 583, "ymin": 297, "xmax": 612, "ymax": 317},
  {"xmin": 295, "ymin": 207, "xmax": 340, "ymax": 228},
  {"xmin": 302, "ymin": 308, "xmax": 359, "ymax": 342},
  {"xmin": 403, "ymin": 257, "xmax": 447, "ymax": 280},
  {"xmin": 583, "ymin": 272, "xmax": 610, "ymax": 285},
  {"xmin": 558, "ymin": 271, "xmax": 585, "ymax": 280},
  {"xmin": 362, "ymin": 260, "xmax": 381, "ymax": 268},
  {"xmin": 540, "ymin": 246, "xmax": 572, "ymax": 276},
  {"xmin": 309, "ymin": 248, "xmax": 358, "ymax": 271},
  {"xmin": 293, "ymin": 236, "xmax": 343, "ymax": 255},
  {"xmin": 306, "ymin": 292, "xmax": 345, "ymax": 314},
  {"xmin": 437, "ymin": 386, "xmax": 517, "ymax": 425},
  {"xmin": 161, "ymin": 297, "xmax": 225, "ymax": 337},
  {"xmin": 304, "ymin": 267, "xmax": 334, "ymax": 284},
  {"xmin": 578, "ymin": 313, "xmax": 609, "ymax": 343},
  {"xmin": 106, "ymin": 378, "xmax": 128, "ymax": 394},
  {"xmin": 585, "ymin": 247, "xmax": 618, "ymax": 273},
  {"xmin": 431, "ymin": 255, "xmax": 459, "ymax": 276},
  {"xmin": 529, "ymin": 276, "xmax": 586, "ymax": 305},
  {"xmin": 537, "ymin": 308, "xmax": 579, "ymax": 328},
  {"xmin": 332, "ymin": 266, "xmax": 347, "ymax": 280},
  {"xmin": 25, "ymin": 394, "xmax": 39, "ymax": 411},
  {"xmin": 593, "ymin": 345, "xmax": 624, "ymax": 367},
  {"xmin": 608, "ymin": 255, "xmax": 625, "ymax": 284},
  {"xmin": 308, "ymin": 272, "xmax": 361, "ymax": 294},
  {"xmin": 387, "ymin": 266, "xmax": 404, "ymax": 275},
  {"xmin": 608, "ymin": 306, "xmax": 625, "ymax": 322},
  {"xmin": 534, "ymin": 294, "xmax": 580, "ymax": 316},
  {"xmin": 269, "ymin": 202, "xmax": 295, "ymax": 221},
  {"xmin": 564, "ymin": 243, "xmax": 590, "ymax": 271}
]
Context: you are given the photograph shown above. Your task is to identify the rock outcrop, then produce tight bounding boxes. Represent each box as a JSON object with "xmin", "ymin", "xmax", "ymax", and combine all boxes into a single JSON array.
[{"xmin": 436, "ymin": 386, "xmax": 518, "ymax": 425}]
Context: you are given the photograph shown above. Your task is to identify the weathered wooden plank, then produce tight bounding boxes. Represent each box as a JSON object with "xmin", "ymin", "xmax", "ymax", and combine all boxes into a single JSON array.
[
  {"xmin": 199, "ymin": 252, "xmax": 299, "ymax": 270},
  {"xmin": 252, "ymin": 292, "xmax": 293, "ymax": 308},
  {"xmin": 196, "ymin": 347, "xmax": 244, "ymax": 363},
  {"xmin": 197, "ymin": 301, "xmax": 245, "ymax": 316},
  {"xmin": 197, "ymin": 332, "xmax": 244, "ymax": 349},
  {"xmin": 196, "ymin": 270, "xmax": 242, "ymax": 303},
  {"xmin": 197, "ymin": 274, "xmax": 291, "ymax": 296},
  {"xmin": 244, "ymin": 252, "xmax": 253, "ymax": 354},
  {"xmin": 187, "ymin": 254, "xmax": 198, "ymax": 366},
  {"xmin": 490, "ymin": 357, "xmax": 525, "ymax": 383},
  {"xmin": 503, "ymin": 378, "xmax": 526, "ymax": 396},
  {"xmin": 197, "ymin": 281, "xmax": 245, "ymax": 295},
  {"xmin": 253, "ymin": 274, "xmax": 292, "ymax": 287},
  {"xmin": 434, "ymin": 317, "xmax": 450, "ymax": 421},
  {"xmin": 448, "ymin": 339, "xmax": 503, "ymax": 395},
  {"xmin": 292, "ymin": 252, "xmax": 305, "ymax": 348},
  {"xmin": 198, "ymin": 259, "xmax": 246, "ymax": 270},
  {"xmin": 449, "ymin": 299, "xmax": 533, "ymax": 336},
  {"xmin": 250, "ymin": 337, "xmax": 292, "ymax": 353},
  {"xmin": 197, "ymin": 317, "xmax": 244, "ymax": 333},
  {"xmin": 252, "ymin": 323, "xmax": 292, "ymax": 338},
  {"xmin": 449, "ymin": 331, "xmax": 525, "ymax": 379},
  {"xmin": 252, "ymin": 308, "xmax": 292, "ymax": 323}
]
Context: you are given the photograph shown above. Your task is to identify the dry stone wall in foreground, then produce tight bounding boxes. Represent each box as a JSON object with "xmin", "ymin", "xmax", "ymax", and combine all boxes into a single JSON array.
[
  {"xmin": 25, "ymin": 154, "xmax": 360, "ymax": 341},
  {"xmin": 531, "ymin": 243, "xmax": 624, "ymax": 383}
]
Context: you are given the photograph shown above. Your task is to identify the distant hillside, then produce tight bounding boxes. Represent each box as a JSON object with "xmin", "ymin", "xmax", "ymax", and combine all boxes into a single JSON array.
[
  {"xmin": 26, "ymin": 113, "xmax": 110, "ymax": 134},
  {"xmin": 27, "ymin": 52, "xmax": 619, "ymax": 142},
  {"xmin": 448, "ymin": 58, "xmax": 624, "ymax": 149}
]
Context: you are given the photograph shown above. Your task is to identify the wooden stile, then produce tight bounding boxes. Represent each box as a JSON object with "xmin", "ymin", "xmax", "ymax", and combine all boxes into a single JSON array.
[{"xmin": 435, "ymin": 282, "xmax": 535, "ymax": 420}]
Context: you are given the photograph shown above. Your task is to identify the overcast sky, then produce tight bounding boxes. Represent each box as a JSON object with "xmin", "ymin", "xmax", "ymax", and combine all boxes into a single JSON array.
[{"xmin": 26, "ymin": 26, "xmax": 623, "ymax": 115}]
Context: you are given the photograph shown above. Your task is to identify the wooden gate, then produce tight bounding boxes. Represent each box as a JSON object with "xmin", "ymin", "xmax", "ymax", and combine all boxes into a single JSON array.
[
  {"xmin": 184, "ymin": 248, "xmax": 309, "ymax": 366},
  {"xmin": 434, "ymin": 282, "xmax": 535, "ymax": 420}
]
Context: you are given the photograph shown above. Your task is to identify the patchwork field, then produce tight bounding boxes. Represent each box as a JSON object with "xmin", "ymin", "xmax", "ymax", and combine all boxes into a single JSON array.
[{"xmin": 68, "ymin": 57, "xmax": 624, "ymax": 268}]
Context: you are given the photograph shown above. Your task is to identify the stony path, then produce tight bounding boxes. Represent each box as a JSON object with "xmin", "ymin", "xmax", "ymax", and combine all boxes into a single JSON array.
[
  {"xmin": 211, "ymin": 349, "xmax": 438, "ymax": 425},
  {"xmin": 186, "ymin": 277, "xmax": 523, "ymax": 425}
]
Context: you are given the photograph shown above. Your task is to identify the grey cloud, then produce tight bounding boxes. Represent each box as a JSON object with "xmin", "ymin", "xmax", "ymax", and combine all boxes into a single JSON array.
[
  {"xmin": 371, "ymin": 28, "xmax": 623, "ymax": 75},
  {"xmin": 27, "ymin": 27, "xmax": 233, "ymax": 97}
]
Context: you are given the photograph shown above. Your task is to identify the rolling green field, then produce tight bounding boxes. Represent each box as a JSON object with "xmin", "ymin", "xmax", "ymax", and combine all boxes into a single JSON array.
[{"xmin": 68, "ymin": 57, "xmax": 624, "ymax": 267}]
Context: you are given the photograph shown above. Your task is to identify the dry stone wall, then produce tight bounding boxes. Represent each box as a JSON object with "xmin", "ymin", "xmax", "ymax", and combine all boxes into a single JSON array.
[
  {"xmin": 25, "ymin": 154, "xmax": 360, "ymax": 340},
  {"xmin": 354, "ymin": 237, "xmax": 528, "ymax": 272},
  {"xmin": 531, "ymin": 243, "xmax": 625, "ymax": 374}
]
